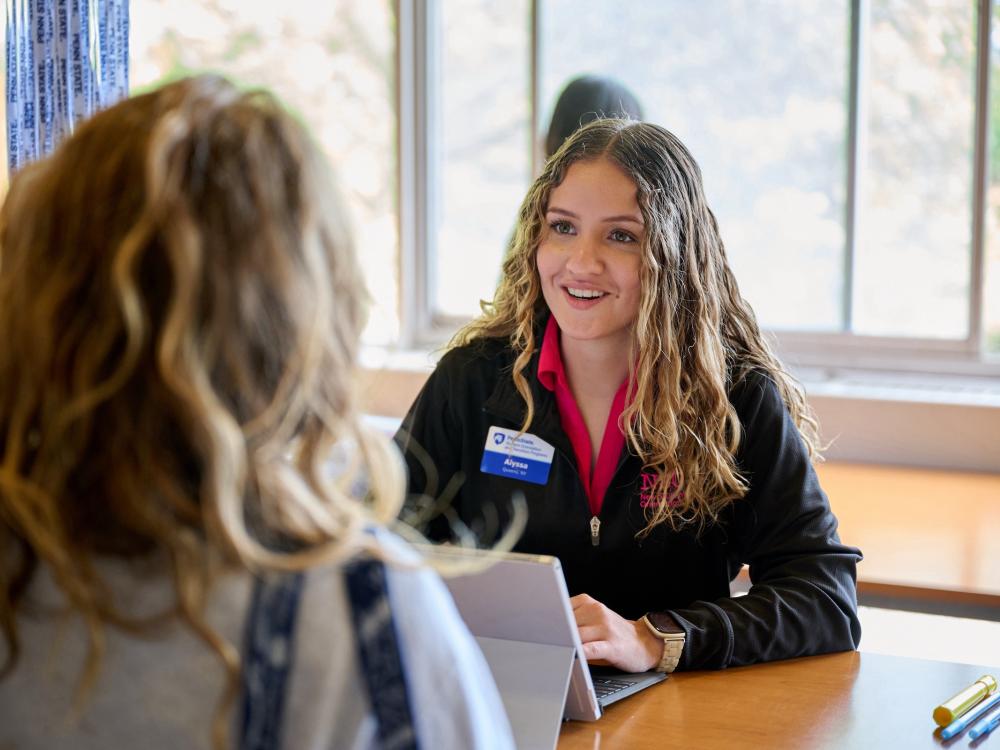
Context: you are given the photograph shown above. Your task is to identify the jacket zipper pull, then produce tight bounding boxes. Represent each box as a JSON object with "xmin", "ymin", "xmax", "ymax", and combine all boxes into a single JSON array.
[{"xmin": 590, "ymin": 516, "xmax": 601, "ymax": 547}]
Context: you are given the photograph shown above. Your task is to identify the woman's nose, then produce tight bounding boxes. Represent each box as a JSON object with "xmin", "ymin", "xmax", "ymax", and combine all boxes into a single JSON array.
[{"xmin": 565, "ymin": 236, "xmax": 603, "ymax": 275}]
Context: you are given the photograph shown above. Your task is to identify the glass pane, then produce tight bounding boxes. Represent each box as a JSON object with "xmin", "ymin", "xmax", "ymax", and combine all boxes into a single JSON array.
[
  {"xmin": 130, "ymin": 0, "xmax": 398, "ymax": 345},
  {"xmin": 434, "ymin": 0, "xmax": 532, "ymax": 319},
  {"xmin": 854, "ymin": 0, "xmax": 975, "ymax": 339},
  {"xmin": 540, "ymin": 1, "xmax": 849, "ymax": 332},
  {"xmin": 986, "ymin": 0, "xmax": 1000, "ymax": 355}
]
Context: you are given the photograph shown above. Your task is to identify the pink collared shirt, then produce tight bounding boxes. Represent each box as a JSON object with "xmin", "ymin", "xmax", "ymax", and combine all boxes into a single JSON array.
[{"xmin": 537, "ymin": 316, "xmax": 630, "ymax": 516}]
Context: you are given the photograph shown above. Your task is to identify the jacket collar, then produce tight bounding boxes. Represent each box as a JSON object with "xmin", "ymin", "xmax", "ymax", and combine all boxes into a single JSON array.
[{"xmin": 481, "ymin": 319, "xmax": 576, "ymax": 460}]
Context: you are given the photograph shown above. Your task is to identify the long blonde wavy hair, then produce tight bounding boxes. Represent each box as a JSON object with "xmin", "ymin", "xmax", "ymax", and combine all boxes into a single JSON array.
[
  {"xmin": 0, "ymin": 75, "xmax": 404, "ymax": 746},
  {"xmin": 454, "ymin": 119, "xmax": 821, "ymax": 534}
]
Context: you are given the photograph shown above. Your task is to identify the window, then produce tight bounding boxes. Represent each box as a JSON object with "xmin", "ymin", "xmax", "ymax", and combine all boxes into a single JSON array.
[
  {"xmin": 986, "ymin": 0, "xmax": 1000, "ymax": 352},
  {"xmin": 131, "ymin": 0, "xmax": 399, "ymax": 345},
  {"xmin": 86, "ymin": 1, "xmax": 1000, "ymax": 369},
  {"xmin": 433, "ymin": 0, "xmax": 531, "ymax": 321},
  {"xmin": 540, "ymin": 1, "xmax": 850, "ymax": 334},
  {"xmin": 402, "ymin": 0, "xmax": 1000, "ymax": 371},
  {"xmin": 857, "ymin": 2, "xmax": 976, "ymax": 340}
]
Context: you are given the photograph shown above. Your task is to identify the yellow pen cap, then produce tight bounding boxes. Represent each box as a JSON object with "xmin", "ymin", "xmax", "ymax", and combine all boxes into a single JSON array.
[{"xmin": 933, "ymin": 675, "xmax": 999, "ymax": 727}]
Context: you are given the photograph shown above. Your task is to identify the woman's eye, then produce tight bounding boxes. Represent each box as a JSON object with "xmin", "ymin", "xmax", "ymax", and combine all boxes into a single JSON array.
[
  {"xmin": 550, "ymin": 220, "xmax": 574, "ymax": 235},
  {"xmin": 610, "ymin": 229, "xmax": 636, "ymax": 243}
]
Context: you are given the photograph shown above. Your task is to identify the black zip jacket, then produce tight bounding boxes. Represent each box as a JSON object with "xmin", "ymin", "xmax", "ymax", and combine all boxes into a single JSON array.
[{"xmin": 394, "ymin": 335, "xmax": 862, "ymax": 670}]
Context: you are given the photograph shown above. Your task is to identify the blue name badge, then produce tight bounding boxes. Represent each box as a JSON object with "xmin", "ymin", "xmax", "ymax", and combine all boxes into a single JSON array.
[{"xmin": 480, "ymin": 426, "xmax": 555, "ymax": 486}]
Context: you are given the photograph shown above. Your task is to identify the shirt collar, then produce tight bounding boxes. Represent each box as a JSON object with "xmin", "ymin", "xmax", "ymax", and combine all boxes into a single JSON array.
[{"xmin": 537, "ymin": 315, "xmax": 563, "ymax": 393}]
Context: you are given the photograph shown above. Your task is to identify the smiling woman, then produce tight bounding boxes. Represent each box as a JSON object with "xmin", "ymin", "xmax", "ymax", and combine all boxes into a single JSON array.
[
  {"xmin": 537, "ymin": 158, "xmax": 645, "ymax": 469},
  {"xmin": 395, "ymin": 118, "xmax": 862, "ymax": 677},
  {"xmin": 538, "ymin": 159, "xmax": 643, "ymax": 355}
]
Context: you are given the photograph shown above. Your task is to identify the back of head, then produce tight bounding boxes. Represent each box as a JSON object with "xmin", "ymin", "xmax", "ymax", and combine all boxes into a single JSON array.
[
  {"xmin": 0, "ymin": 75, "xmax": 399, "ymax": 689},
  {"xmin": 544, "ymin": 75, "xmax": 644, "ymax": 159}
]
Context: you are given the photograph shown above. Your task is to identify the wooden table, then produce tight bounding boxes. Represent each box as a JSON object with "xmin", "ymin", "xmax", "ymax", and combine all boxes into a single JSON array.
[
  {"xmin": 818, "ymin": 463, "xmax": 1000, "ymax": 608},
  {"xmin": 726, "ymin": 463, "xmax": 1000, "ymax": 619},
  {"xmin": 558, "ymin": 651, "xmax": 999, "ymax": 749}
]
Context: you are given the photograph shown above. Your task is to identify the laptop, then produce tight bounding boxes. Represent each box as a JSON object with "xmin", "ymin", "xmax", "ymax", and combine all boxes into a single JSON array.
[{"xmin": 425, "ymin": 546, "xmax": 666, "ymax": 750}]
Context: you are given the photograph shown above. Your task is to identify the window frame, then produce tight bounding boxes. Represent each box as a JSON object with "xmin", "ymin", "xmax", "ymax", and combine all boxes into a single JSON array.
[{"xmin": 397, "ymin": 0, "xmax": 1000, "ymax": 377}]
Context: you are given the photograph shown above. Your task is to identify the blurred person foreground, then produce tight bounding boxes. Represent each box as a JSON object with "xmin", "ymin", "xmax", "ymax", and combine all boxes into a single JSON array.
[{"xmin": 0, "ymin": 75, "xmax": 513, "ymax": 750}]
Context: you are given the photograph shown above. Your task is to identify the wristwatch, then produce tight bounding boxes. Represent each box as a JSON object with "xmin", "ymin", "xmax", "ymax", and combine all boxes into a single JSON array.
[{"xmin": 640, "ymin": 613, "xmax": 686, "ymax": 673}]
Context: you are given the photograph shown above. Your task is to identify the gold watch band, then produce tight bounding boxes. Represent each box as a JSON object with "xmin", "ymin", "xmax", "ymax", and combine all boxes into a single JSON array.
[{"xmin": 640, "ymin": 614, "xmax": 685, "ymax": 673}]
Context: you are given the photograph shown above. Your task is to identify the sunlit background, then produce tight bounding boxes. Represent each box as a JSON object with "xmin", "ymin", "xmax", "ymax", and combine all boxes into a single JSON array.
[
  {"xmin": 3, "ymin": 0, "xmax": 999, "ymax": 354},
  {"xmin": 130, "ymin": 0, "xmax": 399, "ymax": 343}
]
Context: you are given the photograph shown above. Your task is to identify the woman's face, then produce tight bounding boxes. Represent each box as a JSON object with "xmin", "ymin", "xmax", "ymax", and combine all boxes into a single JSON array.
[{"xmin": 536, "ymin": 157, "xmax": 643, "ymax": 356}]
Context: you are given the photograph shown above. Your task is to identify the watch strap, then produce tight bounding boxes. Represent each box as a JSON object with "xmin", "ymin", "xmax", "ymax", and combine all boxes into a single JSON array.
[{"xmin": 640, "ymin": 614, "xmax": 685, "ymax": 673}]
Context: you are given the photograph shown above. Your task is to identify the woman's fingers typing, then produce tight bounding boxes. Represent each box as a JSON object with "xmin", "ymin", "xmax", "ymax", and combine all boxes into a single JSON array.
[{"xmin": 569, "ymin": 593, "xmax": 661, "ymax": 673}]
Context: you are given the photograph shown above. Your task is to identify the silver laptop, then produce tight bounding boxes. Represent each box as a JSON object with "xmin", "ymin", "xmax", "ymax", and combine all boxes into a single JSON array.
[{"xmin": 426, "ymin": 547, "xmax": 666, "ymax": 750}]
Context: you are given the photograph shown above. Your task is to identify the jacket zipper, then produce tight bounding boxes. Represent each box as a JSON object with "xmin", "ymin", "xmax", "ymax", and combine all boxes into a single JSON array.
[
  {"xmin": 590, "ymin": 516, "xmax": 601, "ymax": 546},
  {"xmin": 589, "ymin": 446, "xmax": 633, "ymax": 547}
]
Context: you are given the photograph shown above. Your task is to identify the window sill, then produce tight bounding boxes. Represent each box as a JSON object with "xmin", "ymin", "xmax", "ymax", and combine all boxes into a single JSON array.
[
  {"xmin": 789, "ymin": 367, "xmax": 999, "ymax": 473},
  {"xmin": 794, "ymin": 367, "xmax": 1000, "ymax": 408}
]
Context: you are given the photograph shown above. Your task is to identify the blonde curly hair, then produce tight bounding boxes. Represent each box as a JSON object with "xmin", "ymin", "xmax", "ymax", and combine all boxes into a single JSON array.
[
  {"xmin": 0, "ymin": 75, "xmax": 404, "ymax": 747},
  {"xmin": 454, "ymin": 119, "xmax": 821, "ymax": 535}
]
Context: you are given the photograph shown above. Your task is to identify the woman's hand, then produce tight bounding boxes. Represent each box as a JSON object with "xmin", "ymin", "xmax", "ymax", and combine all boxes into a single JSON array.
[{"xmin": 570, "ymin": 593, "xmax": 662, "ymax": 672}]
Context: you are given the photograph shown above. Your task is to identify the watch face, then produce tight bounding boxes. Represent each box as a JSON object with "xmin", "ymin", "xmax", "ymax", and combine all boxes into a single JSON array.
[{"xmin": 645, "ymin": 612, "xmax": 685, "ymax": 637}]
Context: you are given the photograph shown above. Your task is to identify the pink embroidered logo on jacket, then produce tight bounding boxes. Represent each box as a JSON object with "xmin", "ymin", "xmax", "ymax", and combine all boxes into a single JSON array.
[{"xmin": 639, "ymin": 472, "xmax": 684, "ymax": 508}]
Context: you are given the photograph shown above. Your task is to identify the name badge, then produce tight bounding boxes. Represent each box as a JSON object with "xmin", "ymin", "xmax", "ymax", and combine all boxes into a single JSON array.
[{"xmin": 480, "ymin": 426, "xmax": 555, "ymax": 485}]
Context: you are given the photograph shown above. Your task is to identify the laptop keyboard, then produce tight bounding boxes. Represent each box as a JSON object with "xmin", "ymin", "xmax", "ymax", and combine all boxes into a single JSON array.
[{"xmin": 591, "ymin": 677, "xmax": 634, "ymax": 699}]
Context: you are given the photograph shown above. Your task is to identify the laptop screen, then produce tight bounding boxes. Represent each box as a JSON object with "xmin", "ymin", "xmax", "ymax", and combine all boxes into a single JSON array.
[{"xmin": 423, "ymin": 546, "xmax": 602, "ymax": 721}]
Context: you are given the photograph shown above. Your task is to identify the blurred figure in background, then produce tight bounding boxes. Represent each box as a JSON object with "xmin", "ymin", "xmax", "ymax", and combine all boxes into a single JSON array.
[
  {"xmin": 498, "ymin": 74, "xmax": 645, "ymax": 274},
  {"xmin": 0, "ymin": 75, "xmax": 512, "ymax": 750},
  {"xmin": 545, "ymin": 75, "xmax": 644, "ymax": 159}
]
